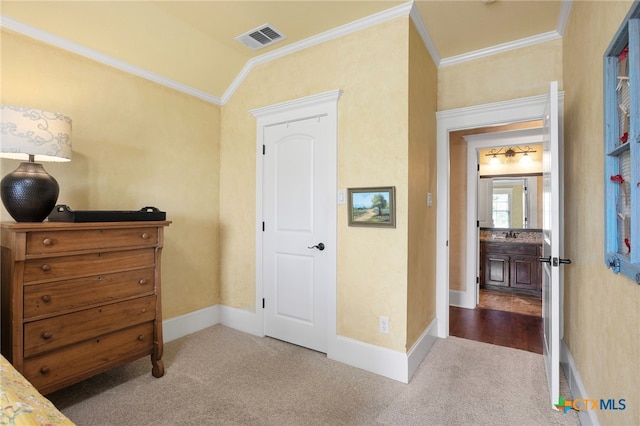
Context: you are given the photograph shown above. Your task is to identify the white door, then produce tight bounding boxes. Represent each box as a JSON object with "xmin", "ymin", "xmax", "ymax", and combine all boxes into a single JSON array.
[
  {"xmin": 541, "ymin": 81, "xmax": 569, "ymax": 408},
  {"xmin": 262, "ymin": 115, "xmax": 331, "ymax": 353}
]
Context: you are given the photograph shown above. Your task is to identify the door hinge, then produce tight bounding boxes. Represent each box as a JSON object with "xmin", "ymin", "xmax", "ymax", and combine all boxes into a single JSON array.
[
  {"xmin": 477, "ymin": 220, "xmax": 480, "ymax": 228},
  {"xmin": 476, "ymin": 276, "xmax": 479, "ymax": 284},
  {"xmin": 262, "ymin": 298, "xmax": 265, "ymax": 309},
  {"xmin": 262, "ymin": 222, "xmax": 265, "ymax": 232},
  {"xmin": 262, "ymin": 145, "xmax": 266, "ymax": 155},
  {"xmin": 477, "ymin": 164, "xmax": 480, "ymax": 171}
]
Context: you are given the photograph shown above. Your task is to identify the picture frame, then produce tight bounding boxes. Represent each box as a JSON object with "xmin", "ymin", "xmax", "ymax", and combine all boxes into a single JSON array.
[{"xmin": 347, "ymin": 186, "xmax": 396, "ymax": 228}]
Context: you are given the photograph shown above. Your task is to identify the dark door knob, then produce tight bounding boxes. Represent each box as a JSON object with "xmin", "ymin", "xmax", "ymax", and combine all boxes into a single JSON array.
[
  {"xmin": 538, "ymin": 256, "xmax": 551, "ymax": 264},
  {"xmin": 551, "ymin": 257, "xmax": 572, "ymax": 267},
  {"xmin": 308, "ymin": 243, "xmax": 325, "ymax": 251}
]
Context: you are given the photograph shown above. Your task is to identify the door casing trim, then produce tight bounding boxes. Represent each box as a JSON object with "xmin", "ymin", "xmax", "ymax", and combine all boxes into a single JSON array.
[
  {"xmin": 436, "ymin": 92, "xmax": 564, "ymax": 337},
  {"xmin": 252, "ymin": 89, "xmax": 342, "ymax": 348}
]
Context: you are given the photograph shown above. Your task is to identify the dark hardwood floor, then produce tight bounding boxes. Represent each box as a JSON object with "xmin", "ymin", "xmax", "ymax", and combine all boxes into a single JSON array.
[{"xmin": 449, "ymin": 306, "xmax": 543, "ymax": 354}]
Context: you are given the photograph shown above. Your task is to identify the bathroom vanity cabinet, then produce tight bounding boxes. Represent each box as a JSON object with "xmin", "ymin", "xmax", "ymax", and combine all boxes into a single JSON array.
[{"xmin": 480, "ymin": 241, "xmax": 541, "ymax": 292}]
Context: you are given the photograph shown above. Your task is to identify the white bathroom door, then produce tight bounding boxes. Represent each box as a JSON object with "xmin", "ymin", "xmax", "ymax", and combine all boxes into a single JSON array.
[
  {"xmin": 541, "ymin": 81, "xmax": 568, "ymax": 408},
  {"xmin": 262, "ymin": 115, "xmax": 331, "ymax": 353}
]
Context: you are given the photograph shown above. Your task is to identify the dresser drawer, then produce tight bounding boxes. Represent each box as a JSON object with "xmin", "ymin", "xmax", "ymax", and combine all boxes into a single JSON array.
[
  {"xmin": 24, "ymin": 268, "xmax": 155, "ymax": 319},
  {"xmin": 23, "ymin": 249, "xmax": 155, "ymax": 284},
  {"xmin": 24, "ymin": 296, "xmax": 157, "ymax": 358},
  {"xmin": 23, "ymin": 322, "xmax": 154, "ymax": 393},
  {"xmin": 25, "ymin": 227, "xmax": 158, "ymax": 256}
]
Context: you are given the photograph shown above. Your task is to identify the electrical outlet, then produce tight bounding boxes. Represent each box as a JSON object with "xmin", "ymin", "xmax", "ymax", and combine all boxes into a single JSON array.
[{"xmin": 379, "ymin": 316, "xmax": 390, "ymax": 334}]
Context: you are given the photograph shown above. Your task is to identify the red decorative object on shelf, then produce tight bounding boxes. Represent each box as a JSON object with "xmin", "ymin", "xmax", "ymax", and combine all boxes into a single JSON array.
[
  {"xmin": 610, "ymin": 174, "xmax": 625, "ymax": 183},
  {"xmin": 621, "ymin": 132, "xmax": 629, "ymax": 143},
  {"xmin": 619, "ymin": 46, "xmax": 629, "ymax": 61},
  {"xmin": 625, "ymin": 238, "xmax": 631, "ymax": 254}
]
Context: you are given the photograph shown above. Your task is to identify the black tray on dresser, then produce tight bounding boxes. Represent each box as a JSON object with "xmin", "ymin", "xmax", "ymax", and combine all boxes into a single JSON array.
[{"xmin": 47, "ymin": 205, "xmax": 166, "ymax": 222}]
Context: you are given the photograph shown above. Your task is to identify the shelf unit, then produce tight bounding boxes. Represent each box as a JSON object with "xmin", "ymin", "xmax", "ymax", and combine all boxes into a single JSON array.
[{"xmin": 604, "ymin": 3, "xmax": 640, "ymax": 284}]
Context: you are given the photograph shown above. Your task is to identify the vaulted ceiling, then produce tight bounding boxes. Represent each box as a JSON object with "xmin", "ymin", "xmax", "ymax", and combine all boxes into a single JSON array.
[{"xmin": 0, "ymin": 1, "xmax": 569, "ymax": 104}]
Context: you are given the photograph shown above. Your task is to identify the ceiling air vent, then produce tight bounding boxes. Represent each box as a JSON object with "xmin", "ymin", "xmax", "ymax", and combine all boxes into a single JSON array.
[{"xmin": 235, "ymin": 24, "xmax": 287, "ymax": 50}]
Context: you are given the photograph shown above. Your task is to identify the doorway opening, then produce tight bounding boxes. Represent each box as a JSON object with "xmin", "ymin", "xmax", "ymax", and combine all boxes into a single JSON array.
[
  {"xmin": 448, "ymin": 121, "xmax": 544, "ymax": 353},
  {"xmin": 472, "ymin": 135, "xmax": 545, "ymax": 319}
]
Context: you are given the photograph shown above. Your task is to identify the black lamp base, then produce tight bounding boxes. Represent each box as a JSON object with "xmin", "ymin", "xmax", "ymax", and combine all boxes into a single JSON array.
[{"xmin": 1, "ymin": 162, "xmax": 60, "ymax": 222}]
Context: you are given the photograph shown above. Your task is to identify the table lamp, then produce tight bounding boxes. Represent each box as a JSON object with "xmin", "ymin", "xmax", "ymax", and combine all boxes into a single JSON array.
[{"xmin": 0, "ymin": 105, "xmax": 72, "ymax": 222}]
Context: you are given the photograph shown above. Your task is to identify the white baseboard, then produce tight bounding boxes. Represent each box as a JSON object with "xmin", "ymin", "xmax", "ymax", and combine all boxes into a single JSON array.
[
  {"xmin": 163, "ymin": 304, "xmax": 438, "ymax": 384},
  {"xmin": 407, "ymin": 318, "xmax": 439, "ymax": 380},
  {"xmin": 162, "ymin": 305, "xmax": 219, "ymax": 343},
  {"xmin": 449, "ymin": 289, "xmax": 475, "ymax": 309},
  {"xmin": 328, "ymin": 334, "xmax": 410, "ymax": 382},
  {"xmin": 560, "ymin": 339, "xmax": 599, "ymax": 426},
  {"xmin": 328, "ymin": 318, "xmax": 439, "ymax": 383},
  {"xmin": 219, "ymin": 304, "xmax": 263, "ymax": 336}
]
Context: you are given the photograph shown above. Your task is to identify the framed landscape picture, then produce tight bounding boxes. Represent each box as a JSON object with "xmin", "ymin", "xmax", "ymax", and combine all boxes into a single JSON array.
[{"xmin": 347, "ymin": 186, "xmax": 396, "ymax": 228}]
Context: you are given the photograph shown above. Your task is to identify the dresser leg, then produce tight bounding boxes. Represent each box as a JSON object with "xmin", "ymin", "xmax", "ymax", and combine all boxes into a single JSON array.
[{"xmin": 152, "ymin": 357, "xmax": 164, "ymax": 377}]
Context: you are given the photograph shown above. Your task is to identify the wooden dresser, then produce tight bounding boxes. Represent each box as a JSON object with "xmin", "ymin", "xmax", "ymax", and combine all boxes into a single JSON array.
[{"xmin": 0, "ymin": 220, "xmax": 170, "ymax": 394}]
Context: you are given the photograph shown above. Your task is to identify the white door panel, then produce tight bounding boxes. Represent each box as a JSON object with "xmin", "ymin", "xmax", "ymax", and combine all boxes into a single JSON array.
[
  {"xmin": 263, "ymin": 116, "xmax": 329, "ymax": 353},
  {"xmin": 274, "ymin": 253, "xmax": 314, "ymax": 321},
  {"xmin": 275, "ymin": 134, "xmax": 314, "ymax": 231},
  {"xmin": 541, "ymin": 81, "xmax": 566, "ymax": 408}
]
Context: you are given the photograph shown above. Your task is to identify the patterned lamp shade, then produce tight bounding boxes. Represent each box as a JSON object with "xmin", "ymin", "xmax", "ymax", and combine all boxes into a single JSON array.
[
  {"xmin": 0, "ymin": 105, "xmax": 72, "ymax": 162},
  {"xmin": 0, "ymin": 105, "xmax": 73, "ymax": 222}
]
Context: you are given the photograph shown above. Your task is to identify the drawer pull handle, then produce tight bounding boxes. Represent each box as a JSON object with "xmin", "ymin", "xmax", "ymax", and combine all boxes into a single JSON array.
[
  {"xmin": 139, "ymin": 279, "xmax": 148, "ymax": 285},
  {"xmin": 42, "ymin": 238, "xmax": 54, "ymax": 246},
  {"xmin": 41, "ymin": 332, "xmax": 53, "ymax": 340},
  {"xmin": 40, "ymin": 367, "xmax": 50, "ymax": 375},
  {"xmin": 137, "ymin": 335, "xmax": 145, "ymax": 341},
  {"xmin": 141, "ymin": 308, "xmax": 147, "ymax": 313},
  {"xmin": 41, "ymin": 295, "xmax": 52, "ymax": 303},
  {"xmin": 141, "ymin": 233, "xmax": 149, "ymax": 239},
  {"xmin": 41, "ymin": 264, "xmax": 51, "ymax": 272}
]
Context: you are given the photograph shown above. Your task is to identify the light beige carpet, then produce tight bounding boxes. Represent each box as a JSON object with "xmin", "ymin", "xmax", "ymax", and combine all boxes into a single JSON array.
[{"xmin": 48, "ymin": 325, "xmax": 579, "ymax": 425}]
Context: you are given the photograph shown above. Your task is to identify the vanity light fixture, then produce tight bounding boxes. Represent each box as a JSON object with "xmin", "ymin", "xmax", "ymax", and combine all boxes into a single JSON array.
[
  {"xmin": 485, "ymin": 146, "xmax": 536, "ymax": 164},
  {"xmin": 520, "ymin": 152, "xmax": 533, "ymax": 164}
]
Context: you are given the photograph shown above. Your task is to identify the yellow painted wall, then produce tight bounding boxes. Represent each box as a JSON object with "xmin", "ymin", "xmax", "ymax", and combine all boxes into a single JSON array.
[
  {"xmin": 563, "ymin": 2, "xmax": 639, "ymax": 424},
  {"xmin": 0, "ymin": 30, "xmax": 221, "ymax": 320},
  {"xmin": 438, "ymin": 39, "xmax": 563, "ymax": 111},
  {"xmin": 220, "ymin": 17, "xmax": 411, "ymax": 351},
  {"xmin": 406, "ymin": 20, "xmax": 437, "ymax": 349}
]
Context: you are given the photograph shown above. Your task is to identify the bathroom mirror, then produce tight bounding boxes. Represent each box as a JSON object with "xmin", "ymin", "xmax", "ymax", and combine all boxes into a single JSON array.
[{"xmin": 478, "ymin": 175, "xmax": 542, "ymax": 229}]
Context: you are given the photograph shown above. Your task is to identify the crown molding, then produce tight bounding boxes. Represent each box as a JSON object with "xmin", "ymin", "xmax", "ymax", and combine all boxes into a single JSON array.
[
  {"xmin": 439, "ymin": 30, "xmax": 562, "ymax": 68},
  {"xmin": 221, "ymin": 1, "xmax": 414, "ymax": 104},
  {"xmin": 408, "ymin": 2, "xmax": 441, "ymax": 66},
  {"xmin": 438, "ymin": 0, "xmax": 572, "ymax": 68},
  {"xmin": 557, "ymin": 0, "xmax": 573, "ymax": 37},
  {"xmin": 0, "ymin": 15, "xmax": 223, "ymax": 105}
]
